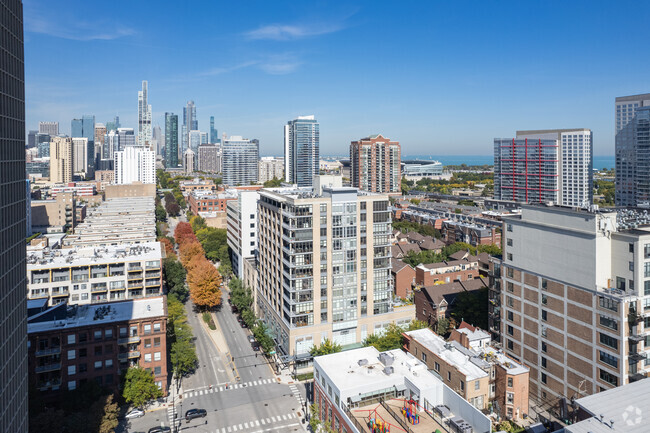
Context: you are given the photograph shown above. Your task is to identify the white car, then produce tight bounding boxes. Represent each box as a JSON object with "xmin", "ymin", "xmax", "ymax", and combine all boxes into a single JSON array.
[{"xmin": 126, "ymin": 409, "xmax": 145, "ymax": 419}]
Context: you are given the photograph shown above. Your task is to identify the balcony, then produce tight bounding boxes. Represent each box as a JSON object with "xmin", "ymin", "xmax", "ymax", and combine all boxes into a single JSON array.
[
  {"xmin": 145, "ymin": 272, "xmax": 161, "ymax": 279},
  {"xmin": 118, "ymin": 336, "xmax": 140, "ymax": 345},
  {"xmin": 37, "ymin": 378, "xmax": 62, "ymax": 391},
  {"xmin": 128, "ymin": 274, "xmax": 143, "ymax": 281},
  {"xmin": 145, "ymin": 279, "xmax": 160, "ymax": 287},
  {"xmin": 629, "ymin": 332, "xmax": 645, "ymax": 343},
  {"xmin": 128, "ymin": 266, "xmax": 143, "ymax": 272},
  {"xmin": 109, "ymin": 285, "xmax": 126, "ymax": 291},
  {"xmin": 91, "ymin": 284, "xmax": 107, "ymax": 293},
  {"xmin": 128, "ymin": 282, "xmax": 143, "ymax": 289},
  {"xmin": 118, "ymin": 351, "xmax": 141, "ymax": 361},
  {"xmin": 51, "ymin": 290, "xmax": 69, "ymax": 297},
  {"xmin": 35, "ymin": 363, "xmax": 61, "ymax": 373},
  {"xmin": 35, "ymin": 347, "xmax": 61, "ymax": 357},
  {"xmin": 629, "ymin": 372, "xmax": 646, "ymax": 382},
  {"xmin": 145, "ymin": 264, "xmax": 160, "ymax": 270},
  {"xmin": 629, "ymin": 351, "xmax": 647, "ymax": 362}
]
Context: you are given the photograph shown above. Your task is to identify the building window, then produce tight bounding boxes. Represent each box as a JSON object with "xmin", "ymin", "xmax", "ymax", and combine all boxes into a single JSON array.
[
  {"xmin": 434, "ymin": 362, "xmax": 440, "ymax": 372},
  {"xmin": 645, "ymin": 281, "xmax": 650, "ymax": 296},
  {"xmin": 541, "ymin": 342, "xmax": 547, "ymax": 353},
  {"xmin": 68, "ymin": 365, "xmax": 76, "ymax": 375},
  {"xmin": 541, "ymin": 294, "xmax": 547, "ymax": 305},
  {"xmin": 67, "ymin": 334, "xmax": 76, "ymax": 345},
  {"xmin": 507, "ymin": 253, "xmax": 513, "ymax": 261},
  {"xmin": 421, "ymin": 353, "xmax": 427, "ymax": 362},
  {"xmin": 506, "ymin": 282, "xmax": 514, "ymax": 292},
  {"xmin": 144, "ymin": 324, "xmax": 152, "ymax": 335},
  {"xmin": 144, "ymin": 339, "xmax": 151, "ymax": 349},
  {"xmin": 541, "ymin": 326, "xmax": 547, "ymax": 337},
  {"xmin": 599, "ymin": 351, "xmax": 618, "ymax": 368},
  {"xmin": 153, "ymin": 323, "xmax": 161, "ymax": 333},
  {"xmin": 507, "ymin": 224, "xmax": 513, "ymax": 232},
  {"xmin": 507, "ymin": 340, "xmax": 514, "ymax": 350},
  {"xmin": 599, "ymin": 333, "xmax": 618, "ymax": 350},
  {"xmin": 507, "ymin": 325, "xmax": 513, "ymax": 336},
  {"xmin": 447, "ymin": 371, "xmax": 451, "ymax": 381},
  {"xmin": 154, "ymin": 337, "xmax": 161, "ymax": 347},
  {"xmin": 68, "ymin": 381, "xmax": 76, "ymax": 391},
  {"xmin": 144, "ymin": 353, "xmax": 152, "ymax": 362},
  {"xmin": 94, "ymin": 361, "xmax": 102, "ymax": 370},
  {"xmin": 68, "ymin": 350, "xmax": 75, "ymax": 360},
  {"xmin": 507, "ymin": 267, "xmax": 513, "ymax": 278},
  {"xmin": 507, "ymin": 238, "xmax": 513, "ymax": 247},
  {"xmin": 599, "ymin": 369, "xmax": 618, "ymax": 386},
  {"xmin": 616, "ymin": 277, "xmax": 626, "ymax": 290},
  {"xmin": 507, "ymin": 297, "xmax": 514, "ymax": 307},
  {"xmin": 629, "ymin": 261, "xmax": 635, "ymax": 271},
  {"xmin": 105, "ymin": 359, "xmax": 113, "ymax": 368},
  {"xmin": 541, "ymin": 279, "xmax": 548, "ymax": 290},
  {"xmin": 599, "ymin": 296, "xmax": 618, "ymax": 312},
  {"xmin": 541, "ymin": 310, "xmax": 547, "ymax": 322},
  {"xmin": 154, "ymin": 352, "xmax": 161, "ymax": 361},
  {"xmin": 507, "ymin": 392, "xmax": 514, "ymax": 405},
  {"xmin": 541, "ymin": 357, "xmax": 547, "ymax": 369},
  {"xmin": 475, "ymin": 380, "xmax": 480, "ymax": 390},
  {"xmin": 629, "ymin": 243, "xmax": 634, "ymax": 253},
  {"xmin": 94, "ymin": 346, "xmax": 102, "ymax": 356},
  {"xmin": 599, "ymin": 315, "xmax": 618, "ymax": 331},
  {"xmin": 154, "ymin": 366, "xmax": 161, "ymax": 375},
  {"xmin": 507, "ymin": 377, "xmax": 513, "ymax": 387},
  {"xmin": 460, "ymin": 381, "xmax": 464, "ymax": 391},
  {"xmin": 541, "ymin": 373, "xmax": 547, "ymax": 384},
  {"xmin": 105, "ymin": 329, "xmax": 112, "ymax": 338}
]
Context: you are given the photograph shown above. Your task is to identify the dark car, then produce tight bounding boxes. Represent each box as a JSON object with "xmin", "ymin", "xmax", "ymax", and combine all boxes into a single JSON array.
[
  {"xmin": 185, "ymin": 408, "xmax": 207, "ymax": 422},
  {"xmin": 148, "ymin": 427, "xmax": 171, "ymax": 433}
]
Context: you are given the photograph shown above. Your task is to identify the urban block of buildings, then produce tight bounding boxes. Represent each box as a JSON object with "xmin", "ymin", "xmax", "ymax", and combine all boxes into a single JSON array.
[{"xmin": 313, "ymin": 346, "xmax": 491, "ymax": 433}]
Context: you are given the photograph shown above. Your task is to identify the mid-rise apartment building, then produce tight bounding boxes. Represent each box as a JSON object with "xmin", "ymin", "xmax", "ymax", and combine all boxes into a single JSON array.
[
  {"xmin": 39, "ymin": 121, "xmax": 59, "ymax": 135},
  {"xmin": 615, "ymin": 93, "xmax": 650, "ymax": 207},
  {"xmin": 27, "ymin": 242, "xmax": 163, "ymax": 306},
  {"xmin": 350, "ymin": 134, "xmax": 401, "ymax": 194},
  {"xmin": 187, "ymin": 189, "xmax": 237, "ymax": 215},
  {"xmin": 257, "ymin": 185, "xmax": 415, "ymax": 361},
  {"xmin": 500, "ymin": 204, "xmax": 650, "ymax": 418},
  {"xmin": 403, "ymin": 327, "xmax": 529, "ymax": 421},
  {"xmin": 284, "ymin": 115, "xmax": 319, "ymax": 187},
  {"xmin": 114, "ymin": 145, "xmax": 155, "ymax": 184},
  {"xmin": 226, "ymin": 191, "xmax": 260, "ymax": 279},
  {"xmin": 28, "ymin": 297, "xmax": 168, "ymax": 397},
  {"xmin": 222, "ymin": 136, "xmax": 259, "ymax": 186},
  {"xmin": 31, "ymin": 192, "xmax": 77, "ymax": 233},
  {"xmin": 198, "ymin": 143, "xmax": 220, "ymax": 173},
  {"xmin": 494, "ymin": 129, "xmax": 593, "ymax": 206},
  {"xmin": 258, "ymin": 156, "xmax": 284, "ymax": 183}
]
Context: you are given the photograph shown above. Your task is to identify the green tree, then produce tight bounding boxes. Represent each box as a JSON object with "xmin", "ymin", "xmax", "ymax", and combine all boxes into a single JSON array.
[
  {"xmin": 309, "ymin": 339, "xmax": 342, "ymax": 357},
  {"xmin": 437, "ymin": 317, "xmax": 450, "ymax": 335},
  {"xmin": 122, "ymin": 367, "xmax": 163, "ymax": 409},
  {"xmin": 309, "ymin": 403, "xmax": 321, "ymax": 432},
  {"xmin": 450, "ymin": 288, "xmax": 488, "ymax": 330},
  {"xmin": 253, "ymin": 321, "xmax": 276, "ymax": 355},
  {"xmin": 263, "ymin": 177, "xmax": 283, "ymax": 187},
  {"xmin": 171, "ymin": 338, "xmax": 198, "ymax": 377}
]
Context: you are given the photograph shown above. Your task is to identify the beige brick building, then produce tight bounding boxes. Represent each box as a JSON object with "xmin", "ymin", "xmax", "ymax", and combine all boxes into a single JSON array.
[{"xmin": 500, "ymin": 204, "xmax": 650, "ymax": 420}]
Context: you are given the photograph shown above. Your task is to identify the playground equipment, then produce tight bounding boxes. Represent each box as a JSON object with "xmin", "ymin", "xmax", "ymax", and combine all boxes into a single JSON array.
[
  {"xmin": 369, "ymin": 417, "xmax": 391, "ymax": 433},
  {"xmin": 401, "ymin": 399, "xmax": 420, "ymax": 425}
]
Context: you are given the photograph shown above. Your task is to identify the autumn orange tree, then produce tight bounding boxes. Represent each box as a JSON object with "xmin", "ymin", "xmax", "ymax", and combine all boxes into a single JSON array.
[
  {"xmin": 179, "ymin": 241, "xmax": 205, "ymax": 267},
  {"xmin": 188, "ymin": 259, "xmax": 222, "ymax": 309},
  {"xmin": 158, "ymin": 237, "xmax": 176, "ymax": 260},
  {"xmin": 174, "ymin": 222, "xmax": 197, "ymax": 246}
]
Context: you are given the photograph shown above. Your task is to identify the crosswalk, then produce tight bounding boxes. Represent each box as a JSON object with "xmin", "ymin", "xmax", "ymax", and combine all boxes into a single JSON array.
[
  {"xmin": 208, "ymin": 412, "xmax": 299, "ymax": 432},
  {"xmin": 288, "ymin": 383, "xmax": 304, "ymax": 406},
  {"xmin": 182, "ymin": 378, "xmax": 277, "ymax": 399}
]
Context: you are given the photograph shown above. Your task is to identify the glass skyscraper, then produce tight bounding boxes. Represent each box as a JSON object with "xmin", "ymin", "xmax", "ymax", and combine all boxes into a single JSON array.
[
  {"xmin": 165, "ymin": 112, "xmax": 179, "ymax": 168},
  {"xmin": 71, "ymin": 114, "xmax": 95, "ymax": 175},
  {"xmin": 0, "ymin": 0, "xmax": 28, "ymax": 430},
  {"xmin": 182, "ymin": 100, "xmax": 197, "ymax": 154},
  {"xmin": 284, "ymin": 115, "xmax": 320, "ymax": 187},
  {"xmin": 210, "ymin": 115, "xmax": 218, "ymax": 144}
]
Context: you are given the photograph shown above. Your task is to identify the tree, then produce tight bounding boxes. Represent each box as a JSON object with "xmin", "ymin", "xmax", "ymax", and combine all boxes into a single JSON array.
[
  {"xmin": 190, "ymin": 215, "xmax": 207, "ymax": 232},
  {"xmin": 122, "ymin": 367, "xmax": 163, "ymax": 409},
  {"xmin": 179, "ymin": 241, "xmax": 204, "ymax": 267},
  {"xmin": 188, "ymin": 260, "xmax": 223, "ymax": 309},
  {"xmin": 450, "ymin": 288, "xmax": 488, "ymax": 330},
  {"xmin": 159, "ymin": 237, "xmax": 175, "ymax": 257},
  {"xmin": 263, "ymin": 177, "xmax": 283, "ymax": 187},
  {"xmin": 29, "ymin": 408, "xmax": 65, "ymax": 433},
  {"xmin": 310, "ymin": 339, "xmax": 342, "ymax": 357},
  {"xmin": 98, "ymin": 394, "xmax": 119, "ymax": 433},
  {"xmin": 171, "ymin": 338, "xmax": 198, "ymax": 377},
  {"xmin": 174, "ymin": 222, "xmax": 196, "ymax": 246},
  {"xmin": 253, "ymin": 321, "xmax": 276, "ymax": 355},
  {"xmin": 309, "ymin": 403, "xmax": 321, "ymax": 432},
  {"xmin": 436, "ymin": 317, "xmax": 450, "ymax": 335},
  {"xmin": 155, "ymin": 203, "xmax": 167, "ymax": 222}
]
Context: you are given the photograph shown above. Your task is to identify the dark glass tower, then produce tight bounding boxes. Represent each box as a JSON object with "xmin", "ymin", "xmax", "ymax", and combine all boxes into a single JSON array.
[
  {"xmin": 0, "ymin": 0, "xmax": 28, "ymax": 431},
  {"xmin": 165, "ymin": 112, "xmax": 179, "ymax": 168},
  {"xmin": 284, "ymin": 115, "xmax": 320, "ymax": 187}
]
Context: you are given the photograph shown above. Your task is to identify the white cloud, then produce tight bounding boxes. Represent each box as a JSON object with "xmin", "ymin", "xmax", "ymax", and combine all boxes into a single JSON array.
[{"xmin": 244, "ymin": 23, "xmax": 344, "ymax": 41}]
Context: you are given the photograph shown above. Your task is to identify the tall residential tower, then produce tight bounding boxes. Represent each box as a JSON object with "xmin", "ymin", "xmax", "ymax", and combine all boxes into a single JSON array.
[
  {"xmin": 350, "ymin": 134, "xmax": 401, "ymax": 194},
  {"xmin": 164, "ymin": 112, "xmax": 179, "ymax": 168},
  {"xmin": 222, "ymin": 136, "xmax": 259, "ymax": 186},
  {"xmin": 284, "ymin": 115, "xmax": 319, "ymax": 187},
  {"xmin": 0, "ymin": 0, "xmax": 28, "ymax": 430},
  {"xmin": 137, "ymin": 80, "xmax": 153, "ymax": 148}
]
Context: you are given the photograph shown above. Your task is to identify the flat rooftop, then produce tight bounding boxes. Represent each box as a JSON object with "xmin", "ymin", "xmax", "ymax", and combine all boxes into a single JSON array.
[
  {"xmin": 27, "ymin": 241, "xmax": 162, "ymax": 270},
  {"xmin": 190, "ymin": 189, "xmax": 238, "ymax": 200},
  {"xmin": 262, "ymin": 186, "xmax": 381, "ymax": 201},
  {"xmin": 350, "ymin": 398, "xmax": 446, "ymax": 433},
  {"xmin": 404, "ymin": 329, "xmax": 488, "ymax": 381},
  {"xmin": 565, "ymin": 379, "xmax": 650, "ymax": 433},
  {"xmin": 28, "ymin": 297, "xmax": 165, "ymax": 334}
]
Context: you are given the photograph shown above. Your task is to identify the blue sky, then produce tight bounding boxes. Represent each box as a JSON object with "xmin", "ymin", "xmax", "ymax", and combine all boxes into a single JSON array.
[{"xmin": 23, "ymin": 0, "xmax": 650, "ymax": 156}]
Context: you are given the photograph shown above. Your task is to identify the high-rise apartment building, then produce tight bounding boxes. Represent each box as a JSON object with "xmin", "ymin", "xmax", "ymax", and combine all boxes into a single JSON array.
[
  {"xmin": 164, "ymin": 112, "xmax": 179, "ymax": 168},
  {"xmin": 210, "ymin": 116, "xmax": 218, "ymax": 144},
  {"xmin": 105, "ymin": 116, "xmax": 120, "ymax": 132},
  {"xmin": 71, "ymin": 115, "xmax": 95, "ymax": 176},
  {"xmin": 117, "ymin": 127, "xmax": 136, "ymax": 148},
  {"xmin": 72, "ymin": 137, "xmax": 89, "ymax": 177},
  {"xmin": 500, "ymin": 204, "xmax": 650, "ymax": 417},
  {"xmin": 114, "ymin": 146, "xmax": 155, "ymax": 184},
  {"xmin": 183, "ymin": 148, "xmax": 195, "ymax": 174},
  {"xmin": 94, "ymin": 123, "xmax": 106, "ymax": 160},
  {"xmin": 198, "ymin": 143, "xmax": 220, "ymax": 173},
  {"xmin": 188, "ymin": 129, "xmax": 202, "ymax": 153},
  {"xmin": 350, "ymin": 134, "xmax": 401, "ymax": 194},
  {"xmin": 222, "ymin": 136, "xmax": 259, "ymax": 186},
  {"xmin": 256, "ymin": 185, "xmax": 414, "ymax": 361},
  {"xmin": 258, "ymin": 156, "xmax": 284, "ymax": 183},
  {"xmin": 615, "ymin": 94, "xmax": 650, "ymax": 207},
  {"xmin": 49, "ymin": 136, "xmax": 73, "ymax": 183},
  {"xmin": 152, "ymin": 125, "xmax": 163, "ymax": 156},
  {"xmin": 103, "ymin": 130, "xmax": 118, "ymax": 160},
  {"xmin": 137, "ymin": 80, "xmax": 152, "ymax": 148},
  {"xmin": 182, "ymin": 100, "xmax": 197, "ymax": 154},
  {"xmin": 227, "ymin": 191, "xmax": 260, "ymax": 279},
  {"xmin": 284, "ymin": 115, "xmax": 319, "ymax": 186},
  {"xmin": 38, "ymin": 121, "xmax": 58, "ymax": 135},
  {"xmin": 0, "ymin": 1, "xmax": 28, "ymax": 430},
  {"xmin": 494, "ymin": 129, "xmax": 593, "ymax": 206}
]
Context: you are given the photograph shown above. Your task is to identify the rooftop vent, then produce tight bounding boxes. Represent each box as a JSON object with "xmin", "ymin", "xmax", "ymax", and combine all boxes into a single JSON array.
[
  {"xmin": 378, "ymin": 352, "xmax": 394, "ymax": 366},
  {"xmin": 358, "ymin": 359, "xmax": 368, "ymax": 366},
  {"xmin": 383, "ymin": 366, "xmax": 394, "ymax": 375}
]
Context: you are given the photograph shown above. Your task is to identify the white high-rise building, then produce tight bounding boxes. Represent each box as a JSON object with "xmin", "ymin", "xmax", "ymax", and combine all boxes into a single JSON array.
[
  {"xmin": 222, "ymin": 136, "xmax": 259, "ymax": 186},
  {"xmin": 114, "ymin": 145, "xmax": 155, "ymax": 184},
  {"xmin": 284, "ymin": 115, "xmax": 319, "ymax": 186},
  {"xmin": 72, "ymin": 137, "xmax": 89, "ymax": 177},
  {"xmin": 494, "ymin": 129, "xmax": 593, "ymax": 207},
  {"xmin": 188, "ymin": 130, "xmax": 202, "ymax": 153},
  {"xmin": 38, "ymin": 121, "xmax": 58, "ymax": 135},
  {"xmin": 226, "ymin": 191, "xmax": 260, "ymax": 279},
  {"xmin": 183, "ymin": 148, "xmax": 195, "ymax": 174},
  {"xmin": 258, "ymin": 156, "xmax": 284, "ymax": 183},
  {"xmin": 137, "ymin": 80, "xmax": 153, "ymax": 148}
]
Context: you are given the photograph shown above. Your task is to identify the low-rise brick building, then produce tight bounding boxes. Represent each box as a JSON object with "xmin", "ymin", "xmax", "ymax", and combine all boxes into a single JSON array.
[
  {"xmin": 414, "ymin": 258, "xmax": 479, "ymax": 286},
  {"xmin": 391, "ymin": 258, "xmax": 415, "ymax": 298},
  {"xmin": 27, "ymin": 297, "xmax": 168, "ymax": 398}
]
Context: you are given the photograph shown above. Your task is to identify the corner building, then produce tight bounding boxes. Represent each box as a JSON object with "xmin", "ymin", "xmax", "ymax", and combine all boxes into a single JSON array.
[
  {"xmin": 500, "ymin": 204, "xmax": 650, "ymax": 418},
  {"xmin": 257, "ymin": 186, "xmax": 414, "ymax": 365}
]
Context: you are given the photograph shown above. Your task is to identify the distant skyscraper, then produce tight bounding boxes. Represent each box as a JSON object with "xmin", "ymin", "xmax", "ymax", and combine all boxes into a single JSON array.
[
  {"xmin": 114, "ymin": 145, "xmax": 155, "ymax": 184},
  {"xmin": 152, "ymin": 125, "xmax": 163, "ymax": 156},
  {"xmin": 258, "ymin": 156, "xmax": 284, "ymax": 183},
  {"xmin": 494, "ymin": 129, "xmax": 593, "ymax": 206},
  {"xmin": 117, "ymin": 127, "xmax": 136, "ymax": 148},
  {"xmin": 27, "ymin": 129, "xmax": 36, "ymax": 147},
  {"xmin": 94, "ymin": 123, "xmax": 106, "ymax": 160},
  {"xmin": 188, "ymin": 130, "xmax": 202, "ymax": 153},
  {"xmin": 350, "ymin": 134, "xmax": 401, "ymax": 194},
  {"xmin": 103, "ymin": 130, "xmax": 118, "ymax": 161},
  {"xmin": 50, "ymin": 136, "xmax": 73, "ymax": 183},
  {"xmin": 0, "ymin": 1, "xmax": 28, "ymax": 430},
  {"xmin": 210, "ymin": 116, "xmax": 218, "ymax": 144},
  {"xmin": 222, "ymin": 136, "xmax": 259, "ymax": 186},
  {"xmin": 38, "ymin": 121, "xmax": 58, "ymax": 135},
  {"xmin": 615, "ymin": 93, "xmax": 650, "ymax": 207},
  {"xmin": 284, "ymin": 115, "xmax": 319, "ymax": 186},
  {"xmin": 182, "ymin": 100, "xmax": 197, "ymax": 154},
  {"xmin": 72, "ymin": 137, "xmax": 89, "ymax": 177},
  {"xmin": 200, "ymin": 131, "xmax": 208, "ymax": 145},
  {"xmin": 71, "ymin": 114, "xmax": 95, "ymax": 176},
  {"xmin": 165, "ymin": 112, "xmax": 179, "ymax": 168},
  {"xmin": 137, "ymin": 80, "xmax": 153, "ymax": 148},
  {"xmin": 106, "ymin": 116, "xmax": 120, "ymax": 132}
]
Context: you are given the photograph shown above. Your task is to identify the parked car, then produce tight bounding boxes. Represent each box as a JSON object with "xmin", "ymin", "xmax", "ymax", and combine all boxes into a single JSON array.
[
  {"xmin": 185, "ymin": 408, "xmax": 207, "ymax": 421},
  {"xmin": 252, "ymin": 342, "xmax": 261, "ymax": 351},
  {"xmin": 147, "ymin": 427, "xmax": 171, "ymax": 433},
  {"xmin": 247, "ymin": 335, "xmax": 255, "ymax": 344},
  {"xmin": 126, "ymin": 409, "xmax": 145, "ymax": 419}
]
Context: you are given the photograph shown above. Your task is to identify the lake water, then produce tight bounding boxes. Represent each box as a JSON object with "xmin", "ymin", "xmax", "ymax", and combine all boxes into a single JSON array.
[{"xmin": 403, "ymin": 155, "xmax": 615, "ymax": 170}]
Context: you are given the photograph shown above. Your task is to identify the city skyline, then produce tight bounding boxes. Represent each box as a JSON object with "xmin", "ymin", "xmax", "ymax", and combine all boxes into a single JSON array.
[{"xmin": 23, "ymin": 1, "xmax": 650, "ymax": 156}]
